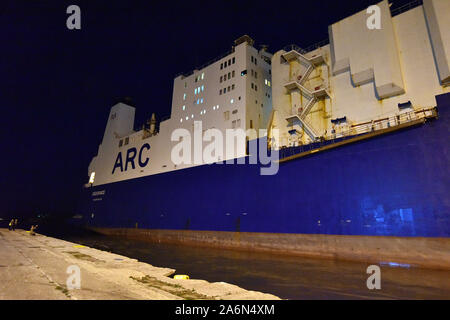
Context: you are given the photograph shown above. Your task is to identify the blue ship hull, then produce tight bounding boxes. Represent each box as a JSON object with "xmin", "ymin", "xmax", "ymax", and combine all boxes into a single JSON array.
[{"xmin": 79, "ymin": 93, "xmax": 450, "ymax": 238}]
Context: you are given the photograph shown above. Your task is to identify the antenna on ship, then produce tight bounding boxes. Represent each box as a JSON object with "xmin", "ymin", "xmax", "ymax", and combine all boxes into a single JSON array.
[
  {"xmin": 143, "ymin": 113, "xmax": 158, "ymax": 138},
  {"xmin": 234, "ymin": 35, "xmax": 255, "ymax": 47},
  {"xmin": 149, "ymin": 113, "xmax": 156, "ymax": 135}
]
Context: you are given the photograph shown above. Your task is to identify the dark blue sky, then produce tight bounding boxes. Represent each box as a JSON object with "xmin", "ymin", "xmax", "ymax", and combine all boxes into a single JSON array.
[{"xmin": 0, "ymin": 0, "xmax": 412, "ymax": 218}]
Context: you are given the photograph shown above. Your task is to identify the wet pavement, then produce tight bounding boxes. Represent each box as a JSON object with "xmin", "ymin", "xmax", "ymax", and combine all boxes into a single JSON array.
[{"xmin": 56, "ymin": 232, "xmax": 450, "ymax": 299}]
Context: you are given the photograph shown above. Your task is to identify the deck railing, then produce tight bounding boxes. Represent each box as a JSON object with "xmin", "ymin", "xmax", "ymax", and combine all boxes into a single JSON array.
[{"xmin": 278, "ymin": 107, "xmax": 437, "ymax": 158}]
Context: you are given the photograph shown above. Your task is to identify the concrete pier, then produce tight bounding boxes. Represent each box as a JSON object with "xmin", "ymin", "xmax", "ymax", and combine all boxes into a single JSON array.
[{"xmin": 0, "ymin": 229, "xmax": 279, "ymax": 300}]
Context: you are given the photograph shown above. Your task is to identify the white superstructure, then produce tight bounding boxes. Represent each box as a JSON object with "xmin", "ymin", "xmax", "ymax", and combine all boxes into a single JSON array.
[
  {"xmin": 87, "ymin": 0, "xmax": 450, "ymax": 187},
  {"xmin": 88, "ymin": 36, "xmax": 272, "ymax": 186},
  {"xmin": 268, "ymin": 0, "xmax": 449, "ymax": 147}
]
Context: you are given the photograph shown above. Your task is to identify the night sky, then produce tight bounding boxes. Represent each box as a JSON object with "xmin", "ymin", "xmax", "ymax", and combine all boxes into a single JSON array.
[{"xmin": 0, "ymin": 0, "xmax": 413, "ymax": 219}]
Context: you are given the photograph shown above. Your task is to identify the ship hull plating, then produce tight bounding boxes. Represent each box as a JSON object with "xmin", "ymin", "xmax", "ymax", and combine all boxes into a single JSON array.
[{"xmin": 79, "ymin": 93, "xmax": 450, "ymax": 265}]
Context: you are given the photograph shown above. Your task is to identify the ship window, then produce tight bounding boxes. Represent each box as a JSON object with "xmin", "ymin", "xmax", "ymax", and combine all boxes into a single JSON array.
[
  {"xmin": 228, "ymin": 72, "xmax": 231, "ymax": 79},
  {"xmin": 398, "ymin": 101, "xmax": 412, "ymax": 109},
  {"xmin": 232, "ymin": 84, "xmax": 235, "ymax": 90},
  {"xmin": 232, "ymin": 109, "xmax": 238, "ymax": 114},
  {"xmin": 251, "ymin": 69, "xmax": 254, "ymax": 76},
  {"xmin": 182, "ymin": 105, "xmax": 185, "ymax": 110},
  {"xmin": 237, "ymin": 119, "xmax": 241, "ymax": 127},
  {"xmin": 220, "ymin": 89, "xmax": 222, "ymax": 95},
  {"xmin": 228, "ymin": 86, "xmax": 230, "ymax": 92},
  {"xmin": 184, "ymin": 82, "xmax": 187, "ymax": 88},
  {"xmin": 250, "ymin": 120, "xmax": 253, "ymax": 129},
  {"xmin": 183, "ymin": 93, "xmax": 186, "ymax": 100},
  {"xmin": 119, "ymin": 139, "xmax": 123, "ymax": 147},
  {"xmin": 220, "ymin": 76, "xmax": 223, "ymax": 83},
  {"xmin": 231, "ymin": 99, "xmax": 234, "ymax": 104},
  {"xmin": 255, "ymin": 58, "xmax": 257, "ymax": 65},
  {"xmin": 194, "ymin": 88, "xmax": 197, "ymax": 95},
  {"xmin": 232, "ymin": 57, "xmax": 235, "ymax": 64},
  {"xmin": 232, "ymin": 70, "xmax": 235, "ymax": 78},
  {"xmin": 125, "ymin": 137, "xmax": 129, "ymax": 145},
  {"xmin": 224, "ymin": 111, "xmax": 230, "ymax": 120},
  {"xmin": 228, "ymin": 59, "xmax": 231, "ymax": 65},
  {"xmin": 255, "ymin": 85, "xmax": 258, "ymax": 91},
  {"xmin": 251, "ymin": 56, "xmax": 254, "ymax": 63},
  {"xmin": 201, "ymin": 85, "xmax": 204, "ymax": 92},
  {"xmin": 201, "ymin": 73, "xmax": 204, "ymax": 80},
  {"xmin": 224, "ymin": 61, "xmax": 227, "ymax": 68},
  {"xmin": 251, "ymin": 83, "xmax": 254, "ymax": 89},
  {"xmin": 241, "ymin": 70, "xmax": 247, "ymax": 76},
  {"xmin": 255, "ymin": 71, "xmax": 257, "ymax": 78},
  {"xmin": 224, "ymin": 88, "xmax": 227, "ymax": 93},
  {"xmin": 232, "ymin": 120, "xmax": 237, "ymax": 129},
  {"xmin": 180, "ymin": 118, "xmax": 183, "ymax": 123}
]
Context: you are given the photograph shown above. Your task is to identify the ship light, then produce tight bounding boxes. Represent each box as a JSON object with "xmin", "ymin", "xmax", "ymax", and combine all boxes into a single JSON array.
[{"xmin": 89, "ymin": 172, "xmax": 95, "ymax": 184}]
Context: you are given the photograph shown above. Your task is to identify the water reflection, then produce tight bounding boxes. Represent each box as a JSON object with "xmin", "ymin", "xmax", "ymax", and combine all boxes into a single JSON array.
[{"xmin": 61, "ymin": 233, "xmax": 450, "ymax": 300}]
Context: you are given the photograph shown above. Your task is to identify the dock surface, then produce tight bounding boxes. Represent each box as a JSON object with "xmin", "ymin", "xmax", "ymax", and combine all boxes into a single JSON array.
[{"xmin": 0, "ymin": 229, "xmax": 279, "ymax": 300}]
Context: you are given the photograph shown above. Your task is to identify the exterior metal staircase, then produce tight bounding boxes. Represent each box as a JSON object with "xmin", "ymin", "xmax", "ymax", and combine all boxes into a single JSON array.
[{"xmin": 282, "ymin": 45, "xmax": 329, "ymax": 140}]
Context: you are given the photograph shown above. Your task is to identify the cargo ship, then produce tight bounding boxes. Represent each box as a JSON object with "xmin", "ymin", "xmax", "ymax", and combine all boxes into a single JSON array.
[{"xmin": 79, "ymin": 0, "xmax": 450, "ymax": 268}]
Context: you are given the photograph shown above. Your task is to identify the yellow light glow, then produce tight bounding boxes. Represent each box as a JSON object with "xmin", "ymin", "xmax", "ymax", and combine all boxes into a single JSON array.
[{"xmin": 89, "ymin": 172, "xmax": 95, "ymax": 184}]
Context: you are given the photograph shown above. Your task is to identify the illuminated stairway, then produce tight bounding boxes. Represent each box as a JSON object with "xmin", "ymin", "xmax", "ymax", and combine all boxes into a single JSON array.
[{"xmin": 282, "ymin": 45, "xmax": 329, "ymax": 140}]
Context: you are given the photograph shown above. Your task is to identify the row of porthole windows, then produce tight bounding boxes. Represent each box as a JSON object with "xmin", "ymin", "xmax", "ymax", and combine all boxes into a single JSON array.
[
  {"xmin": 220, "ymin": 84, "xmax": 235, "ymax": 95},
  {"xmin": 194, "ymin": 85, "xmax": 204, "ymax": 95},
  {"xmin": 179, "ymin": 105, "xmax": 221, "ymax": 123},
  {"xmin": 118, "ymin": 136, "xmax": 130, "ymax": 147},
  {"xmin": 193, "ymin": 73, "xmax": 205, "ymax": 83},
  {"xmin": 181, "ymin": 98, "xmax": 204, "ymax": 111},
  {"xmin": 220, "ymin": 70, "xmax": 235, "ymax": 83},
  {"xmin": 220, "ymin": 57, "xmax": 235, "ymax": 70}
]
